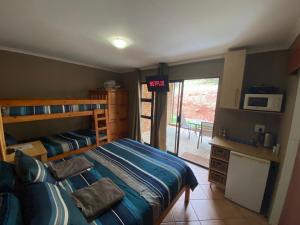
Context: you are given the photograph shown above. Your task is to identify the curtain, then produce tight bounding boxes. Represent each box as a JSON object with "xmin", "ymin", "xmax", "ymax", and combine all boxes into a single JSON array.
[
  {"xmin": 150, "ymin": 92, "xmax": 167, "ymax": 149},
  {"xmin": 150, "ymin": 63, "xmax": 168, "ymax": 150},
  {"xmin": 129, "ymin": 70, "xmax": 142, "ymax": 141}
]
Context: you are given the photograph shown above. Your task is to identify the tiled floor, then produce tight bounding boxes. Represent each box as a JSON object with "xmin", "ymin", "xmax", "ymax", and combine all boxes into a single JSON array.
[
  {"xmin": 166, "ymin": 126, "xmax": 212, "ymax": 167},
  {"xmin": 161, "ymin": 162, "xmax": 270, "ymax": 225},
  {"xmin": 180, "ymin": 152, "xmax": 209, "ymax": 168}
]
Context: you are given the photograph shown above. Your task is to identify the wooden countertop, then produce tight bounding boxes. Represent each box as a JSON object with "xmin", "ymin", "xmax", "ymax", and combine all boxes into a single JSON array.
[{"xmin": 210, "ymin": 136, "xmax": 280, "ymax": 163}]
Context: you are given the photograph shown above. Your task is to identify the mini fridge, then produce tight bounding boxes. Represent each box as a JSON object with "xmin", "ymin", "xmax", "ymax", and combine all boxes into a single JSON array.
[{"xmin": 225, "ymin": 151, "xmax": 270, "ymax": 212}]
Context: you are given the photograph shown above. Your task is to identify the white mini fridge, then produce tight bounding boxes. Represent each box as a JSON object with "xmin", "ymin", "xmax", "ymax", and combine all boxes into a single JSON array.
[{"xmin": 225, "ymin": 151, "xmax": 270, "ymax": 212}]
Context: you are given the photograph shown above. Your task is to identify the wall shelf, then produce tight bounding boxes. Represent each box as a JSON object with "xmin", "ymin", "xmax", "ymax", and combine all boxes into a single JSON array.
[
  {"xmin": 239, "ymin": 109, "xmax": 284, "ymax": 116},
  {"xmin": 220, "ymin": 108, "xmax": 284, "ymax": 117}
]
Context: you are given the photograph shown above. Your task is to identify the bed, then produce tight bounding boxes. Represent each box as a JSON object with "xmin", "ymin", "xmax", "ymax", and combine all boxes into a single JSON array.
[
  {"xmin": 38, "ymin": 129, "xmax": 106, "ymax": 158},
  {"xmin": 0, "ymin": 99, "xmax": 109, "ymax": 161},
  {"xmin": 55, "ymin": 138, "xmax": 198, "ymax": 225}
]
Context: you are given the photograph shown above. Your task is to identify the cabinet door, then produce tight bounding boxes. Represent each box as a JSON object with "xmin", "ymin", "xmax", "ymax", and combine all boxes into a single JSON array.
[
  {"xmin": 108, "ymin": 91, "xmax": 117, "ymax": 105},
  {"xmin": 108, "ymin": 105, "xmax": 118, "ymax": 122},
  {"xmin": 108, "ymin": 120, "xmax": 128, "ymax": 135},
  {"xmin": 108, "ymin": 90, "xmax": 128, "ymax": 105},
  {"xmin": 116, "ymin": 91, "xmax": 128, "ymax": 105},
  {"xmin": 108, "ymin": 106, "xmax": 128, "ymax": 122},
  {"xmin": 225, "ymin": 151, "xmax": 270, "ymax": 212},
  {"xmin": 220, "ymin": 50, "xmax": 246, "ymax": 109}
]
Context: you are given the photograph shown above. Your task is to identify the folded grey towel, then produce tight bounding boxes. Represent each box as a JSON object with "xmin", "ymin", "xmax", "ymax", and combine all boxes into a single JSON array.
[
  {"xmin": 71, "ymin": 178, "xmax": 125, "ymax": 222},
  {"xmin": 48, "ymin": 157, "xmax": 94, "ymax": 180}
]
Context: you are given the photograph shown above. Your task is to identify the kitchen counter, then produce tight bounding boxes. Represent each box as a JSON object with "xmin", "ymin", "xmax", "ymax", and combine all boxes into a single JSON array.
[{"xmin": 210, "ymin": 136, "xmax": 280, "ymax": 163}]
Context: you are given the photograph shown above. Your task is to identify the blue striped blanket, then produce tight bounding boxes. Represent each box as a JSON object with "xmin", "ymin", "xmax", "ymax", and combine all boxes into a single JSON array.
[
  {"xmin": 56, "ymin": 139, "xmax": 198, "ymax": 225},
  {"xmin": 39, "ymin": 129, "xmax": 105, "ymax": 158},
  {"xmin": 1, "ymin": 104, "xmax": 105, "ymax": 116}
]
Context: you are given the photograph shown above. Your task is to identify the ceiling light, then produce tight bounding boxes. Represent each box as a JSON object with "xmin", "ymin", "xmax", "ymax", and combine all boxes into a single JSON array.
[{"xmin": 111, "ymin": 37, "xmax": 129, "ymax": 49}]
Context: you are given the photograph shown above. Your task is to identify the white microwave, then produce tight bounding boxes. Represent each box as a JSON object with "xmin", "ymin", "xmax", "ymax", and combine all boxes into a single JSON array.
[{"xmin": 243, "ymin": 94, "xmax": 283, "ymax": 112}]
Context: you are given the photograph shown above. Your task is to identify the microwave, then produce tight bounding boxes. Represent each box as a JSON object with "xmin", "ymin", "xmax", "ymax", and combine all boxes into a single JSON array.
[{"xmin": 243, "ymin": 94, "xmax": 283, "ymax": 112}]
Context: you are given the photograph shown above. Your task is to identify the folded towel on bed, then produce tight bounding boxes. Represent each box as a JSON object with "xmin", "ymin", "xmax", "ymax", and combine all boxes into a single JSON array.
[
  {"xmin": 48, "ymin": 157, "xmax": 94, "ymax": 180},
  {"xmin": 71, "ymin": 178, "xmax": 125, "ymax": 222}
]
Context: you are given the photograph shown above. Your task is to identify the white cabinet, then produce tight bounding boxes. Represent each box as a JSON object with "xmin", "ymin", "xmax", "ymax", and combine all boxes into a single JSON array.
[
  {"xmin": 225, "ymin": 151, "xmax": 270, "ymax": 212},
  {"xmin": 219, "ymin": 50, "xmax": 246, "ymax": 109}
]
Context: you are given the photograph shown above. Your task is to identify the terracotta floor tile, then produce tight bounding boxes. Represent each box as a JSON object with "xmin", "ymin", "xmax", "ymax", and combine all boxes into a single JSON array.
[
  {"xmin": 190, "ymin": 186, "xmax": 208, "ymax": 200},
  {"xmin": 237, "ymin": 207, "xmax": 269, "ymax": 225},
  {"xmin": 200, "ymin": 220, "xmax": 225, "ymax": 225},
  {"xmin": 187, "ymin": 163, "xmax": 208, "ymax": 175},
  {"xmin": 191, "ymin": 199, "xmax": 243, "ymax": 220},
  {"xmin": 223, "ymin": 218, "xmax": 251, "ymax": 225},
  {"xmin": 195, "ymin": 173, "xmax": 210, "ymax": 185},
  {"xmin": 175, "ymin": 221, "xmax": 202, "ymax": 225},
  {"xmin": 172, "ymin": 200, "xmax": 198, "ymax": 222},
  {"xmin": 200, "ymin": 184, "xmax": 225, "ymax": 200},
  {"xmin": 161, "ymin": 163, "xmax": 269, "ymax": 225},
  {"xmin": 163, "ymin": 211, "xmax": 175, "ymax": 223},
  {"xmin": 200, "ymin": 219, "xmax": 250, "ymax": 225}
]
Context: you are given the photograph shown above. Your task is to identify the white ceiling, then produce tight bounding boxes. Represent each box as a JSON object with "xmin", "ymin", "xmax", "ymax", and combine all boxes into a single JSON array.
[{"xmin": 0, "ymin": 0, "xmax": 299, "ymax": 72}]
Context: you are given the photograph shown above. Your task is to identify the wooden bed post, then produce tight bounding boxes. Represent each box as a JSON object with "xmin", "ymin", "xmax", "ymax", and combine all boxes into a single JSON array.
[
  {"xmin": 184, "ymin": 186, "xmax": 190, "ymax": 206},
  {"xmin": 0, "ymin": 110, "xmax": 7, "ymax": 161},
  {"xmin": 93, "ymin": 109, "xmax": 100, "ymax": 146}
]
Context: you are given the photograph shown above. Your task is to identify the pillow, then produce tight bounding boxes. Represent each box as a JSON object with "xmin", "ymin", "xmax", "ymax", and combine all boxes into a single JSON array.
[
  {"xmin": 0, "ymin": 161, "xmax": 16, "ymax": 192},
  {"xmin": 0, "ymin": 193, "xmax": 23, "ymax": 225},
  {"xmin": 21, "ymin": 182, "xmax": 88, "ymax": 225},
  {"xmin": 14, "ymin": 150, "xmax": 55, "ymax": 184}
]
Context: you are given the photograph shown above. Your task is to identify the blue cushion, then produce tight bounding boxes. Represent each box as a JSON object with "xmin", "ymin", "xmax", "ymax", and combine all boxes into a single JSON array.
[
  {"xmin": 0, "ymin": 193, "xmax": 23, "ymax": 225},
  {"xmin": 14, "ymin": 150, "xmax": 55, "ymax": 184},
  {"xmin": 22, "ymin": 182, "xmax": 88, "ymax": 225},
  {"xmin": 0, "ymin": 161, "xmax": 16, "ymax": 193}
]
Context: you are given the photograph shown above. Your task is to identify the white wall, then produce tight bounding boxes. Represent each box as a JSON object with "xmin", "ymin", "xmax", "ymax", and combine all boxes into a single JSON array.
[{"xmin": 269, "ymin": 71, "xmax": 300, "ymax": 225}]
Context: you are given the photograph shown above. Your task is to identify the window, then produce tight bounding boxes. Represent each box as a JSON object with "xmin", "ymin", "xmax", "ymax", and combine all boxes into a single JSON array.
[{"xmin": 140, "ymin": 83, "xmax": 153, "ymax": 144}]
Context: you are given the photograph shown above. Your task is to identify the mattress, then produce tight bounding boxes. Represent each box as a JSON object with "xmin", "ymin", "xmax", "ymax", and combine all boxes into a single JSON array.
[
  {"xmin": 1, "ymin": 104, "xmax": 106, "ymax": 117},
  {"xmin": 39, "ymin": 129, "xmax": 105, "ymax": 158},
  {"xmin": 56, "ymin": 139, "xmax": 198, "ymax": 225}
]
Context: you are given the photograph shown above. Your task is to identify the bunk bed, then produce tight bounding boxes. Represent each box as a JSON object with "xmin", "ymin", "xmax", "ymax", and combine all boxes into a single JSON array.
[
  {"xmin": 0, "ymin": 98, "xmax": 109, "ymax": 162},
  {"xmin": 0, "ymin": 98, "xmax": 199, "ymax": 225}
]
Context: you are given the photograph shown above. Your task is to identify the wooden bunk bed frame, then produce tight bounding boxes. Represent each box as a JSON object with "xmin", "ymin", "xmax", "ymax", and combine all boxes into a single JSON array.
[
  {"xmin": 0, "ymin": 98, "xmax": 109, "ymax": 162},
  {"xmin": 0, "ymin": 98, "xmax": 192, "ymax": 225}
]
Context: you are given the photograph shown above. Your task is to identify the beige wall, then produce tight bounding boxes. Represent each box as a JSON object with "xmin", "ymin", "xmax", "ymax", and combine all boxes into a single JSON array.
[
  {"xmin": 135, "ymin": 50, "xmax": 289, "ymax": 141},
  {"xmin": 215, "ymin": 51, "xmax": 289, "ymax": 139},
  {"xmin": 269, "ymin": 72, "xmax": 300, "ymax": 225},
  {"xmin": 0, "ymin": 50, "xmax": 121, "ymax": 140}
]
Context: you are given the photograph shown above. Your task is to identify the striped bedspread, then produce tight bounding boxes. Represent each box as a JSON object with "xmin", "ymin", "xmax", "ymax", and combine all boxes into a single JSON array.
[
  {"xmin": 57, "ymin": 139, "xmax": 198, "ymax": 225},
  {"xmin": 39, "ymin": 129, "xmax": 105, "ymax": 158},
  {"xmin": 1, "ymin": 104, "xmax": 105, "ymax": 116}
]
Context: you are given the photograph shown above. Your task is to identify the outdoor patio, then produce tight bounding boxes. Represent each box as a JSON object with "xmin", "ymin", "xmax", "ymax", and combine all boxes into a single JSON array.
[
  {"xmin": 142, "ymin": 125, "xmax": 212, "ymax": 167},
  {"xmin": 166, "ymin": 125, "xmax": 211, "ymax": 167}
]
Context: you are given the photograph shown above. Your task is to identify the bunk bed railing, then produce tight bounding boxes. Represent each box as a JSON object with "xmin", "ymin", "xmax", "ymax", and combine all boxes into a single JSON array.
[
  {"xmin": 0, "ymin": 99, "xmax": 106, "ymax": 106},
  {"xmin": 0, "ymin": 99, "xmax": 107, "ymax": 124}
]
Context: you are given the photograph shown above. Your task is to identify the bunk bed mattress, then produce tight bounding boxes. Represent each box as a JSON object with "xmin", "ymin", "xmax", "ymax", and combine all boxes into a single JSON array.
[
  {"xmin": 39, "ymin": 129, "xmax": 104, "ymax": 157},
  {"xmin": 1, "ymin": 104, "xmax": 106, "ymax": 116},
  {"xmin": 56, "ymin": 138, "xmax": 198, "ymax": 225}
]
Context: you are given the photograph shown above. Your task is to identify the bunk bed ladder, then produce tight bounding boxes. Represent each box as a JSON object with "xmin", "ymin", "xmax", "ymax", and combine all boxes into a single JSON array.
[
  {"xmin": 0, "ymin": 110, "xmax": 7, "ymax": 161},
  {"xmin": 93, "ymin": 108, "xmax": 109, "ymax": 146}
]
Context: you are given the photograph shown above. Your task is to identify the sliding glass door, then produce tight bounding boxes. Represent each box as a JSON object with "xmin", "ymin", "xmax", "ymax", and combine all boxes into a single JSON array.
[{"xmin": 166, "ymin": 81, "xmax": 184, "ymax": 155}]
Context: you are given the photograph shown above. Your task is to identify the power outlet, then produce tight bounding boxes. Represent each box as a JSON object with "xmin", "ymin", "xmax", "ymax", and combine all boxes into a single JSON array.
[{"xmin": 254, "ymin": 124, "xmax": 265, "ymax": 133}]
